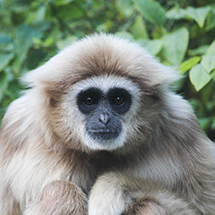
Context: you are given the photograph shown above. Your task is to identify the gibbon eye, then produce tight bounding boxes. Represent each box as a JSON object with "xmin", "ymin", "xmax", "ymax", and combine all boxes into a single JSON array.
[
  {"xmin": 113, "ymin": 96, "xmax": 124, "ymax": 106},
  {"xmin": 84, "ymin": 97, "xmax": 94, "ymax": 105},
  {"xmin": 108, "ymin": 88, "xmax": 132, "ymax": 114},
  {"xmin": 77, "ymin": 88, "xmax": 102, "ymax": 114}
]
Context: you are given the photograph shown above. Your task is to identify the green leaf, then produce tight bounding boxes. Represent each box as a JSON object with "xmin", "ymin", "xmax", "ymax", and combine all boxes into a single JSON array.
[
  {"xmin": 188, "ymin": 45, "xmax": 209, "ymax": 56},
  {"xmin": 198, "ymin": 117, "xmax": 211, "ymax": 130},
  {"xmin": 15, "ymin": 25, "xmax": 43, "ymax": 54},
  {"xmin": 133, "ymin": 0, "xmax": 166, "ymax": 27},
  {"xmin": 130, "ymin": 16, "xmax": 148, "ymax": 39},
  {"xmin": 183, "ymin": 6, "xmax": 211, "ymax": 28},
  {"xmin": 96, "ymin": 20, "xmax": 112, "ymax": 32},
  {"xmin": 213, "ymin": 70, "xmax": 215, "ymax": 82},
  {"xmin": 166, "ymin": 8, "xmax": 185, "ymax": 20},
  {"xmin": 52, "ymin": 0, "xmax": 74, "ymax": 6},
  {"xmin": 138, "ymin": 39, "xmax": 162, "ymax": 56},
  {"xmin": 162, "ymin": 28, "xmax": 189, "ymax": 65},
  {"xmin": 115, "ymin": 32, "xmax": 134, "ymax": 40},
  {"xmin": 212, "ymin": 118, "xmax": 215, "ymax": 130},
  {"xmin": 0, "ymin": 53, "xmax": 14, "ymax": 71},
  {"xmin": 57, "ymin": 36, "xmax": 78, "ymax": 50},
  {"xmin": 12, "ymin": 25, "xmax": 42, "ymax": 75},
  {"xmin": 189, "ymin": 64, "xmax": 212, "ymax": 91},
  {"xmin": 205, "ymin": 40, "xmax": 215, "ymax": 56},
  {"xmin": 58, "ymin": 4, "xmax": 83, "ymax": 20},
  {"xmin": 0, "ymin": 34, "xmax": 14, "ymax": 52},
  {"xmin": 205, "ymin": 11, "xmax": 215, "ymax": 31},
  {"xmin": 4, "ymin": 80, "xmax": 23, "ymax": 100},
  {"xmin": 201, "ymin": 55, "xmax": 215, "ymax": 73},
  {"xmin": 0, "ymin": 72, "xmax": 8, "ymax": 102},
  {"xmin": 44, "ymin": 37, "xmax": 55, "ymax": 47},
  {"xmin": 179, "ymin": 56, "xmax": 201, "ymax": 74},
  {"xmin": 25, "ymin": 6, "xmax": 46, "ymax": 24},
  {"xmin": 116, "ymin": 0, "xmax": 134, "ymax": 17}
]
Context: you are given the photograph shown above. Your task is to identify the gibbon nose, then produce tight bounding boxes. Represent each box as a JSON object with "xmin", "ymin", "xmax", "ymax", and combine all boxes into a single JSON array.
[{"xmin": 99, "ymin": 113, "xmax": 110, "ymax": 125}]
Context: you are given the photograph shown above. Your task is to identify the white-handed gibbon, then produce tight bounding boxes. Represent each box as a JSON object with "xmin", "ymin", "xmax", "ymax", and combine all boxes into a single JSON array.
[{"xmin": 0, "ymin": 33, "xmax": 215, "ymax": 215}]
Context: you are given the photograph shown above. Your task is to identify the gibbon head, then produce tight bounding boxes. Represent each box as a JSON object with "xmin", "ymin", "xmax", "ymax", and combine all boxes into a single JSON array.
[{"xmin": 24, "ymin": 33, "xmax": 179, "ymax": 153}]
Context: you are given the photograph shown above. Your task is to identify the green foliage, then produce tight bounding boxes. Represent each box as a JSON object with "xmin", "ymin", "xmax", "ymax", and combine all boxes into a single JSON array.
[
  {"xmin": 133, "ymin": 0, "xmax": 166, "ymax": 27},
  {"xmin": 179, "ymin": 56, "xmax": 201, "ymax": 73},
  {"xmin": 162, "ymin": 28, "xmax": 189, "ymax": 65},
  {"xmin": 189, "ymin": 64, "xmax": 212, "ymax": 91},
  {"xmin": 0, "ymin": 0, "xmax": 215, "ymax": 140}
]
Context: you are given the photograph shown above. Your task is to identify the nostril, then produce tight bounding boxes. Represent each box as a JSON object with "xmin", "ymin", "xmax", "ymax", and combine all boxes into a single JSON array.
[{"xmin": 99, "ymin": 113, "xmax": 110, "ymax": 125}]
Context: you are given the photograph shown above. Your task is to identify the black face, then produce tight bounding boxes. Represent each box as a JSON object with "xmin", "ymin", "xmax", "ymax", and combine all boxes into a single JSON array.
[{"xmin": 77, "ymin": 87, "xmax": 132, "ymax": 141}]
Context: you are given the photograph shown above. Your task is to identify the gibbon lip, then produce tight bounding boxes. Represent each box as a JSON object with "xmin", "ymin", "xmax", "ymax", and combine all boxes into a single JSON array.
[
  {"xmin": 88, "ymin": 128, "xmax": 119, "ymax": 140},
  {"xmin": 88, "ymin": 129, "xmax": 111, "ymax": 133}
]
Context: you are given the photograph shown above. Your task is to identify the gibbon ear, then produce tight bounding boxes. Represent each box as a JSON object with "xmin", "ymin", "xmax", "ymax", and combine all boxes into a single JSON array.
[
  {"xmin": 126, "ymin": 52, "xmax": 180, "ymax": 89},
  {"xmin": 22, "ymin": 45, "xmax": 76, "ymax": 89},
  {"xmin": 147, "ymin": 64, "xmax": 180, "ymax": 87},
  {"xmin": 22, "ymin": 66, "xmax": 43, "ymax": 88},
  {"xmin": 22, "ymin": 59, "xmax": 65, "ymax": 89}
]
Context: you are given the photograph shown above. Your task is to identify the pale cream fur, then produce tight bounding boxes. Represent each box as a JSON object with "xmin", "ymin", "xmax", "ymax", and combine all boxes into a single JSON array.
[{"xmin": 0, "ymin": 33, "xmax": 215, "ymax": 214}]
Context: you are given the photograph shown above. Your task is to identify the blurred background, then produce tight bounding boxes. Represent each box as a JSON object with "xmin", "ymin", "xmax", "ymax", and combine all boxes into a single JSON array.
[{"xmin": 0, "ymin": 0, "xmax": 215, "ymax": 140}]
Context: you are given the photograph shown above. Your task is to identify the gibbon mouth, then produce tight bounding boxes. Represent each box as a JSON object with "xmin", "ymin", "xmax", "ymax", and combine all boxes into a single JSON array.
[
  {"xmin": 89, "ymin": 129, "xmax": 111, "ymax": 133},
  {"xmin": 88, "ymin": 129, "xmax": 120, "ymax": 140}
]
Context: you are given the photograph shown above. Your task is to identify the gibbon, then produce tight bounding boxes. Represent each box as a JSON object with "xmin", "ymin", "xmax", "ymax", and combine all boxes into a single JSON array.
[{"xmin": 0, "ymin": 33, "xmax": 215, "ymax": 215}]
